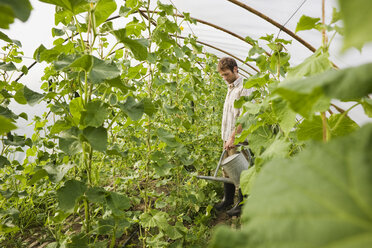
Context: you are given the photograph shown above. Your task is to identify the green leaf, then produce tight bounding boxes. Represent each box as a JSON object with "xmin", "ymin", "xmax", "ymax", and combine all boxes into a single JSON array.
[
  {"xmin": 240, "ymin": 124, "xmax": 372, "ymax": 248},
  {"xmin": 125, "ymin": 17, "xmax": 146, "ymax": 36},
  {"xmin": 0, "ymin": 4, "xmax": 14, "ymax": 29},
  {"xmin": 297, "ymin": 114, "xmax": 359, "ymax": 141},
  {"xmin": 83, "ymin": 126, "xmax": 107, "ymax": 152},
  {"xmin": 125, "ymin": 0, "xmax": 138, "ymax": 8},
  {"xmin": 39, "ymin": 0, "xmax": 89, "ymax": 15},
  {"xmin": 275, "ymin": 86, "xmax": 330, "ymax": 118},
  {"xmin": 106, "ymin": 76, "xmax": 129, "ymax": 93},
  {"xmin": 69, "ymin": 54, "xmax": 93, "ymax": 72},
  {"xmin": 52, "ymin": 27, "xmax": 64, "ymax": 37},
  {"xmin": 295, "ymin": 15, "xmax": 321, "ymax": 33},
  {"xmin": 0, "ymin": 116, "xmax": 17, "ymax": 135},
  {"xmin": 118, "ymin": 96, "xmax": 144, "ymax": 121},
  {"xmin": 86, "ymin": 187, "xmax": 106, "ymax": 204},
  {"xmin": 287, "ymin": 50, "xmax": 332, "ymax": 79},
  {"xmin": 339, "ymin": 0, "xmax": 372, "ymax": 50},
  {"xmin": 0, "ymin": 155, "xmax": 10, "ymax": 168},
  {"xmin": 157, "ymin": 128, "xmax": 181, "ymax": 148},
  {"xmin": 271, "ymin": 97, "xmax": 297, "ymax": 136},
  {"xmin": 106, "ymin": 192, "xmax": 131, "ymax": 216},
  {"xmin": 158, "ymin": 1, "xmax": 173, "ymax": 15},
  {"xmin": 50, "ymin": 119, "xmax": 72, "ymax": 134},
  {"xmin": 164, "ymin": 225, "xmax": 183, "ymax": 240},
  {"xmin": 244, "ymin": 75, "xmax": 270, "ymax": 88},
  {"xmin": 67, "ymin": 233, "xmax": 88, "ymax": 248},
  {"xmin": 0, "ymin": 62, "xmax": 17, "ymax": 71},
  {"xmin": 94, "ymin": 0, "xmax": 117, "ymax": 27},
  {"xmin": 18, "ymin": 112, "xmax": 28, "ymax": 120},
  {"xmin": 0, "ymin": 0, "xmax": 32, "ymax": 27},
  {"xmin": 209, "ymin": 225, "xmax": 250, "ymax": 248},
  {"xmin": 139, "ymin": 210, "xmax": 169, "ymax": 229},
  {"xmin": 88, "ymin": 56, "xmax": 121, "ymax": 84},
  {"xmin": 44, "ymin": 163, "xmax": 74, "ymax": 183},
  {"xmin": 0, "ymin": 105, "xmax": 18, "ymax": 120},
  {"xmin": 58, "ymin": 127, "xmax": 82, "ymax": 155},
  {"xmin": 28, "ymin": 168, "xmax": 48, "ymax": 185},
  {"xmin": 112, "ymin": 28, "xmax": 148, "ymax": 61},
  {"xmin": 331, "ymin": 7, "xmax": 341, "ymax": 24},
  {"xmin": 0, "ymin": 30, "xmax": 12, "ymax": 43},
  {"xmin": 23, "ymin": 86, "xmax": 44, "ymax": 106},
  {"xmin": 69, "ymin": 97, "xmax": 84, "ymax": 124},
  {"xmin": 361, "ymin": 98, "xmax": 372, "ymax": 117},
  {"xmin": 281, "ymin": 62, "xmax": 372, "ymax": 102},
  {"xmin": 240, "ymin": 166, "xmax": 257, "ymax": 196},
  {"xmin": 259, "ymin": 137, "xmax": 290, "ymax": 163},
  {"xmin": 80, "ymin": 100, "xmax": 109, "ymax": 127},
  {"xmin": 57, "ymin": 179, "xmax": 86, "ymax": 213},
  {"xmin": 141, "ymin": 98, "xmax": 157, "ymax": 117}
]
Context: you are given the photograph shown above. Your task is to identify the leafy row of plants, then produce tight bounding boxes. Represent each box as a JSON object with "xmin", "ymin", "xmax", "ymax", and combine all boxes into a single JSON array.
[{"xmin": 0, "ymin": 0, "xmax": 371, "ymax": 247}]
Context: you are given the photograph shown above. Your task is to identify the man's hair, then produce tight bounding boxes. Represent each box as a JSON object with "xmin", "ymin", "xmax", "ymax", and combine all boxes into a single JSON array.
[{"xmin": 218, "ymin": 57, "xmax": 237, "ymax": 72}]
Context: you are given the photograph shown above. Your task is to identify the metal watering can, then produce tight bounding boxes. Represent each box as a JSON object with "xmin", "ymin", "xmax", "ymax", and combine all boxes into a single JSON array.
[{"xmin": 196, "ymin": 146, "xmax": 253, "ymax": 186}]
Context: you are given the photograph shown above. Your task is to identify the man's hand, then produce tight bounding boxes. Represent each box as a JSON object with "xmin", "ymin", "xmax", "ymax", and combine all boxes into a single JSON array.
[{"xmin": 224, "ymin": 136, "xmax": 235, "ymax": 150}]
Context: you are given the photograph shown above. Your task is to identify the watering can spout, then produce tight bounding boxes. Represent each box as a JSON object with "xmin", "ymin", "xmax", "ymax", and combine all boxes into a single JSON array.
[{"xmin": 196, "ymin": 175, "xmax": 234, "ymax": 184}]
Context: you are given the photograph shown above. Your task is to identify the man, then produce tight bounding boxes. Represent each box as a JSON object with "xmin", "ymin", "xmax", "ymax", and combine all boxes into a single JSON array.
[{"xmin": 215, "ymin": 57, "xmax": 254, "ymax": 217}]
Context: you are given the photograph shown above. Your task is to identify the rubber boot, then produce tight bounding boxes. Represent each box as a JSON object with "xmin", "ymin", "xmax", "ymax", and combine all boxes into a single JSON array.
[
  {"xmin": 227, "ymin": 189, "xmax": 244, "ymax": 217},
  {"xmin": 214, "ymin": 183, "xmax": 235, "ymax": 211}
]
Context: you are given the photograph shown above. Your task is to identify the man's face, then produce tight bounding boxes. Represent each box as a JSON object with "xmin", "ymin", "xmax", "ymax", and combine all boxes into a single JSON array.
[{"xmin": 219, "ymin": 67, "xmax": 238, "ymax": 84}]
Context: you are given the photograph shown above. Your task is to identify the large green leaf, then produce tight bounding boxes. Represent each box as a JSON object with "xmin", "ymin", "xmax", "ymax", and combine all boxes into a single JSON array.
[
  {"xmin": 0, "ymin": 62, "xmax": 17, "ymax": 71},
  {"xmin": 157, "ymin": 128, "xmax": 181, "ymax": 148},
  {"xmin": 69, "ymin": 97, "xmax": 84, "ymax": 124},
  {"xmin": 118, "ymin": 96, "xmax": 144, "ymax": 121},
  {"xmin": 141, "ymin": 97, "xmax": 157, "ymax": 117},
  {"xmin": 112, "ymin": 28, "xmax": 148, "ymax": 61},
  {"xmin": 59, "ymin": 55, "xmax": 120, "ymax": 84},
  {"xmin": 83, "ymin": 126, "xmax": 107, "ymax": 152},
  {"xmin": 297, "ymin": 114, "xmax": 359, "ymax": 141},
  {"xmin": 339, "ymin": 0, "xmax": 372, "ymax": 50},
  {"xmin": 23, "ymin": 86, "xmax": 44, "ymax": 106},
  {"xmin": 280, "ymin": 62, "xmax": 372, "ymax": 102},
  {"xmin": 80, "ymin": 100, "xmax": 109, "ymax": 127},
  {"xmin": 68, "ymin": 54, "xmax": 93, "ymax": 72},
  {"xmin": 0, "ymin": 4, "xmax": 14, "ymax": 29},
  {"xmin": 0, "ymin": 106, "xmax": 18, "ymax": 120},
  {"xmin": 94, "ymin": 0, "xmax": 117, "ymax": 27},
  {"xmin": 286, "ymin": 50, "xmax": 332, "ymax": 79},
  {"xmin": 295, "ymin": 15, "xmax": 321, "ymax": 33},
  {"xmin": 0, "ymin": 116, "xmax": 17, "ymax": 135},
  {"xmin": 106, "ymin": 192, "xmax": 131, "ymax": 216},
  {"xmin": 39, "ymin": 0, "xmax": 88, "ymax": 14},
  {"xmin": 360, "ymin": 98, "xmax": 372, "ymax": 117},
  {"xmin": 88, "ymin": 56, "xmax": 120, "ymax": 84},
  {"xmin": 44, "ymin": 163, "xmax": 74, "ymax": 183},
  {"xmin": 125, "ymin": 17, "xmax": 146, "ymax": 36},
  {"xmin": 271, "ymin": 97, "xmax": 297, "ymax": 136},
  {"xmin": 58, "ymin": 127, "xmax": 82, "ymax": 155},
  {"xmin": 0, "ymin": 30, "xmax": 12, "ymax": 43},
  {"xmin": 57, "ymin": 179, "xmax": 86, "ymax": 213},
  {"xmin": 240, "ymin": 124, "xmax": 372, "ymax": 247},
  {"xmin": 0, "ymin": 0, "xmax": 32, "ymax": 28}
]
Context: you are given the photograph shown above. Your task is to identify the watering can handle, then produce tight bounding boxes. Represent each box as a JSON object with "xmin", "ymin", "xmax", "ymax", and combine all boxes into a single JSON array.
[{"xmin": 213, "ymin": 149, "xmax": 227, "ymax": 177}]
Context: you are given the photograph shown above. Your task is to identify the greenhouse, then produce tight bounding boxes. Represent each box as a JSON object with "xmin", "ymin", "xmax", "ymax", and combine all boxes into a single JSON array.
[{"xmin": 0, "ymin": 0, "xmax": 372, "ymax": 247}]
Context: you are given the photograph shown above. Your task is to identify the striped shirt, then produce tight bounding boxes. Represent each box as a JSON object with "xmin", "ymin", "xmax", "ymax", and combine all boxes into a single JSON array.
[{"xmin": 221, "ymin": 76, "xmax": 254, "ymax": 141}]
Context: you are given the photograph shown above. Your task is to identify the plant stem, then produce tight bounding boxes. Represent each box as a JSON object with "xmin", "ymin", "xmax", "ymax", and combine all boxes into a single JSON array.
[
  {"xmin": 84, "ymin": 197, "xmax": 90, "ymax": 234},
  {"xmin": 73, "ymin": 15, "xmax": 86, "ymax": 52},
  {"xmin": 320, "ymin": 112, "xmax": 329, "ymax": 142}
]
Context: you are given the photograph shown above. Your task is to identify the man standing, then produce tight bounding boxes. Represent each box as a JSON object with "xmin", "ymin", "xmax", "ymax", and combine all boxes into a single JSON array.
[{"xmin": 215, "ymin": 57, "xmax": 253, "ymax": 217}]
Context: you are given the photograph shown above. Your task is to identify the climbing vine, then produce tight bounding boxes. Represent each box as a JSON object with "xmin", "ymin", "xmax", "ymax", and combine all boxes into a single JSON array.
[{"xmin": 0, "ymin": 0, "xmax": 371, "ymax": 247}]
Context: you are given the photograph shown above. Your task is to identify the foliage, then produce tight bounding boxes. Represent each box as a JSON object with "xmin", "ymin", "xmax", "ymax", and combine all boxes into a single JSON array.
[{"xmin": 0, "ymin": 0, "xmax": 371, "ymax": 247}]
